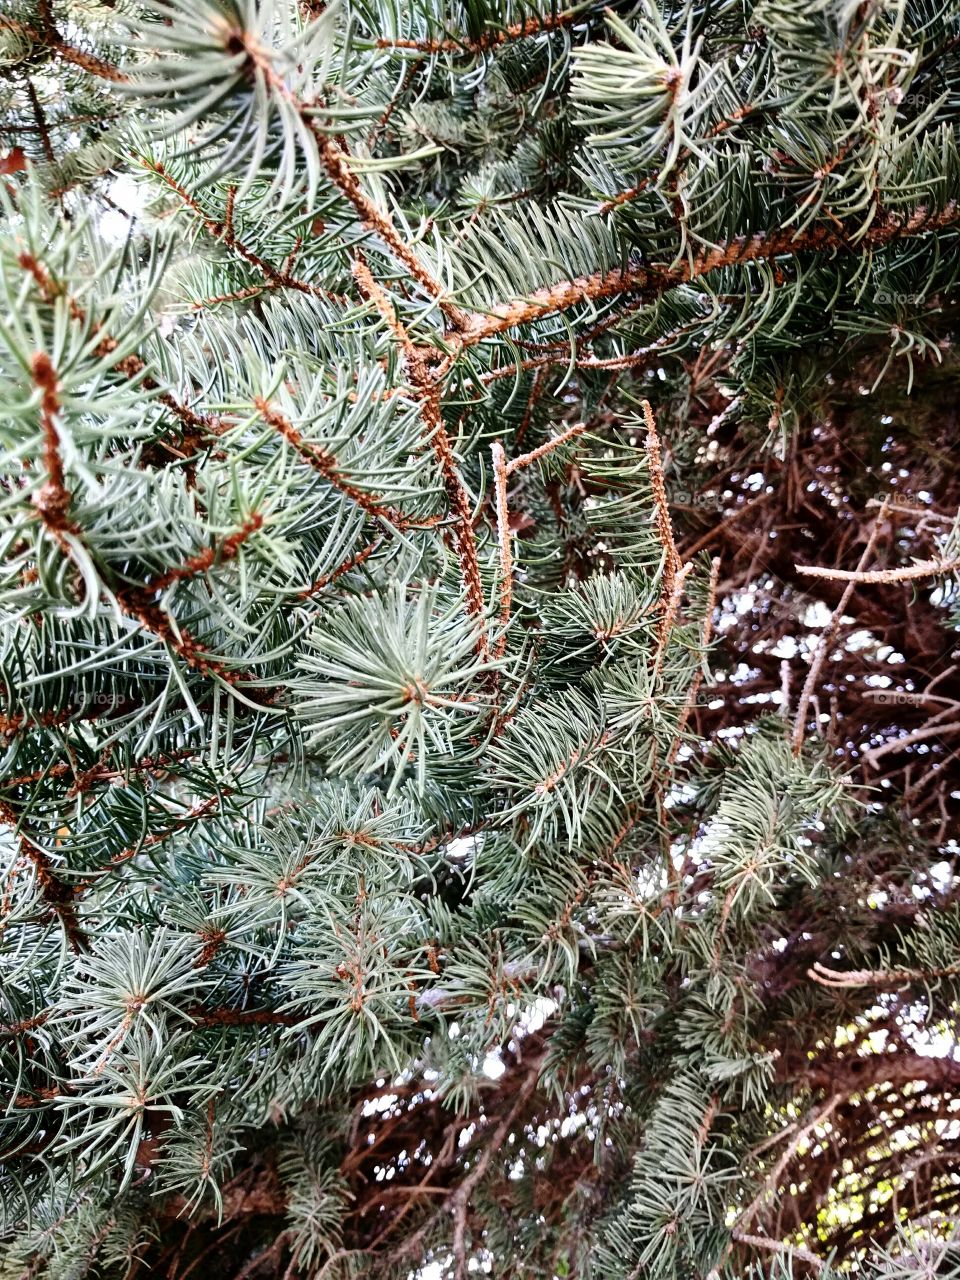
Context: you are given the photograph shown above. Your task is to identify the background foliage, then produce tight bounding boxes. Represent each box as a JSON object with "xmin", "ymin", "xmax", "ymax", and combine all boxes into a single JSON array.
[{"xmin": 2, "ymin": 1, "xmax": 960, "ymax": 1276}]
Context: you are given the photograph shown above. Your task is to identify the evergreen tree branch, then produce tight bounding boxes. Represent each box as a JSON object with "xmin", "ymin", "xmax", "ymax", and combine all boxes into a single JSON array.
[
  {"xmin": 298, "ymin": 536, "xmax": 384, "ymax": 599},
  {"xmin": 455, "ymin": 203, "xmax": 960, "ymax": 346},
  {"xmin": 597, "ymin": 103, "xmax": 762, "ymax": 214},
  {"xmin": 0, "ymin": 803, "xmax": 86, "ymax": 951},
  {"xmin": 73, "ymin": 792, "xmax": 228, "ymax": 889},
  {"xmin": 238, "ymin": 33, "xmax": 470, "ymax": 328},
  {"xmin": 16, "ymin": 250, "xmax": 221, "ymax": 444},
  {"xmin": 252, "ymin": 396, "xmax": 419, "ymax": 530},
  {"xmin": 371, "ymin": 7, "xmax": 588, "ymax": 57},
  {"xmin": 4, "ymin": 3, "xmax": 960, "ymax": 1271}
]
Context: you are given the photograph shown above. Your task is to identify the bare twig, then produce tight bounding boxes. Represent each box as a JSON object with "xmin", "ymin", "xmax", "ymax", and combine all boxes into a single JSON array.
[
  {"xmin": 667, "ymin": 556, "xmax": 720, "ymax": 765},
  {"xmin": 447, "ymin": 1067, "xmax": 539, "ymax": 1280},
  {"xmin": 506, "ymin": 423, "xmax": 585, "ymax": 476},
  {"xmin": 491, "ymin": 442, "xmax": 512, "ymax": 661},
  {"xmin": 732, "ymin": 1229, "xmax": 825, "ymax": 1272},
  {"xmin": 737, "ymin": 1095, "xmax": 842, "ymax": 1233},
  {"xmin": 791, "ymin": 500, "xmax": 889, "ymax": 755},
  {"xmin": 642, "ymin": 400, "xmax": 685, "ymax": 655},
  {"xmin": 796, "ymin": 556, "xmax": 960, "ymax": 584},
  {"xmin": 808, "ymin": 960, "xmax": 960, "ymax": 988},
  {"xmin": 863, "ymin": 717, "xmax": 960, "ymax": 768}
]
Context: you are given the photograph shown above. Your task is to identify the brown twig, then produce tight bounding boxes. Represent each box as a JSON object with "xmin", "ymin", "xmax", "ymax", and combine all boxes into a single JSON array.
[
  {"xmin": 30, "ymin": 352, "xmax": 75, "ymax": 546},
  {"xmin": 731, "ymin": 1228, "xmax": 825, "ymax": 1271},
  {"xmin": 447, "ymin": 1066, "xmax": 540, "ymax": 1279},
  {"xmin": 808, "ymin": 959, "xmax": 960, "ymax": 988},
  {"xmin": 598, "ymin": 103, "xmax": 758, "ymax": 214},
  {"xmin": 373, "ymin": 7, "xmax": 585, "ymax": 56},
  {"xmin": 3, "ymin": 748, "xmax": 201, "ymax": 795},
  {"xmin": 796, "ymin": 555, "xmax": 960, "ymax": 584},
  {"xmin": 863, "ymin": 717, "xmax": 960, "ymax": 768},
  {"xmin": 352, "ymin": 258, "xmax": 488, "ymax": 652},
  {"xmin": 0, "ymin": 802, "xmax": 86, "ymax": 951},
  {"xmin": 24, "ymin": 79, "xmax": 54, "ymax": 165},
  {"xmin": 642, "ymin": 400, "xmax": 683, "ymax": 649},
  {"xmin": 253, "ymin": 396, "xmax": 418, "ymax": 529},
  {"xmin": 144, "ymin": 160, "xmax": 346, "ymax": 307},
  {"xmin": 479, "ymin": 346, "xmax": 667, "ymax": 385},
  {"xmin": 667, "ymin": 555, "xmax": 720, "ymax": 765},
  {"xmin": 148, "ymin": 514, "xmax": 264, "ymax": 592},
  {"xmin": 73, "ymin": 792, "xmax": 227, "ymax": 889},
  {"xmin": 240, "ymin": 35, "xmax": 469, "ymax": 328},
  {"xmin": 0, "ymin": 14, "xmax": 128, "ymax": 83},
  {"xmin": 453, "ymin": 202, "xmax": 960, "ymax": 348},
  {"xmin": 491, "ymin": 443, "xmax": 512, "ymax": 661},
  {"xmin": 298, "ymin": 536, "xmax": 383, "ymax": 599},
  {"xmin": 505, "ymin": 423, "xmax": 586, "ymax": 476},
  {"xmin": 737, "ymin": 1095, "xmax": 842, "ymax": 1233}
]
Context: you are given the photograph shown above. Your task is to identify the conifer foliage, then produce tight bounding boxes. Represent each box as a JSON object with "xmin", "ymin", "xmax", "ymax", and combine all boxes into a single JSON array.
[{"xmin": 2, "ymin": 1, "xmax": 960, "ymax": 1276}]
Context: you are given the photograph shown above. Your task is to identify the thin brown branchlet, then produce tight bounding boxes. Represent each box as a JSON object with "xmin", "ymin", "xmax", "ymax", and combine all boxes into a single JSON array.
[
  {"xmin": 0, "ymin": 12, "xmax": 128, "ymax": 83},
  {"xmin": 144, "ymin": 160, "xmax": 348, "ymax": 308},
  {"xmin": 352, "ymin": 257, "xmax": 489, "ymax": 650},
  {"xmin": 791, "ymin": 499, "xmax": 889, "ymax": 755},
  {"xmin": 489, "ymin": 424, "xmax": 587, "ymax": 660}
]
